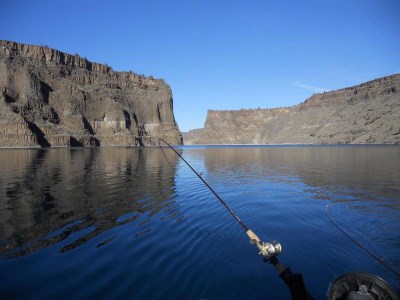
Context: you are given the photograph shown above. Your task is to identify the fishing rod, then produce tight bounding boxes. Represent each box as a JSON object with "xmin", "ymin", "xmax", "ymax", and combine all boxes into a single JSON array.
[
  {"xmin": 326, "ymin": 203, "xmax": 400, "ymax": 280},
  {"xmin": 158, "ymin": 139, "xmax": 313, "ymax": 300},
  {"xmin": 158, "ymin": 140, "xmax": 400, "ymax": 299}
]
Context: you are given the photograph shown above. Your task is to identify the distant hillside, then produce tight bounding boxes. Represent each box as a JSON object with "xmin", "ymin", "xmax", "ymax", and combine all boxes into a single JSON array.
[{"xmin": 183, "ymin": 74, "xmax": 400, "ymax": 145}]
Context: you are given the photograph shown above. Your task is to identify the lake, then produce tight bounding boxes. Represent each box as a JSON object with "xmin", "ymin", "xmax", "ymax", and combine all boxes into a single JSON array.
[{"xmin": 0, "ymin": 145, "xmax": 399, "ymax": 299}]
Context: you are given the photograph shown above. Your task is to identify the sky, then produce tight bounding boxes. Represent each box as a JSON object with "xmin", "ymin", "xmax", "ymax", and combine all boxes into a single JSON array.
[{"xmin": 1, "ymin": 0, "xmax": 399, "ymax": 132}]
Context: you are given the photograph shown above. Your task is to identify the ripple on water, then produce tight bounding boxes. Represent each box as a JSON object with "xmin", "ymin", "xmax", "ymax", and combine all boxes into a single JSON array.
[{"xmin": 1, "ymin": 146, "xmax": 399, "ymax": 299}]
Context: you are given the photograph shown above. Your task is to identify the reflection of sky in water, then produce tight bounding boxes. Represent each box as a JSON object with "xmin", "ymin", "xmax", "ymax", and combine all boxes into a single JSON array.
[
  {"xmin": 191, "ymin": 146, "xmax": 400, "ymax": 289},
  {"xmin": 0, "ymin": 146, "xmax": 399, "ymax": 299}
]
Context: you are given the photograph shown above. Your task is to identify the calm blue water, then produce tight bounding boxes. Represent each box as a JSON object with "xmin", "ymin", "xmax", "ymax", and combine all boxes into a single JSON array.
[{"xmin": 0, "ymin": 145, "xmax": 399, "ymax": 299}]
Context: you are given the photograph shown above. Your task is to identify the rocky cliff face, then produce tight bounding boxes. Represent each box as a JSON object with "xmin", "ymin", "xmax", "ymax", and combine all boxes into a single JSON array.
[
  {"xmin": 183, "ymin": 74, "xmax": 400, "ymax": 144},
  {"xmin": 0, "ymin": 40, "xmax": 182, "ymax": 147}
]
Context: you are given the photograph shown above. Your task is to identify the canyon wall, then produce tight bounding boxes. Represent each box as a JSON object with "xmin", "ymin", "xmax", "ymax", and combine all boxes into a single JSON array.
[
  {"xmin": 0, "ymin": 40, "xmax": 182, "ymax": 147},
  {"xmin": 183, "ymin": 74, "xmax": 400, "ymax": 144}
]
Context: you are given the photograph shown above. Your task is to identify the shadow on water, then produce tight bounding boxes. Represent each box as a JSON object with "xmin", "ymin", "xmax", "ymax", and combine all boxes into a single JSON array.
[{"xmin": 0, "ymin": 147, "xmax": 181, "ymax": 257}]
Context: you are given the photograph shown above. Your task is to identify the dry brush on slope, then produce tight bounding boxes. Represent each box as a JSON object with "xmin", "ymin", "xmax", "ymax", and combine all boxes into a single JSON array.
[{"xmin": 183, "ymin": 74, "xmax": 400, "ymax": 145}]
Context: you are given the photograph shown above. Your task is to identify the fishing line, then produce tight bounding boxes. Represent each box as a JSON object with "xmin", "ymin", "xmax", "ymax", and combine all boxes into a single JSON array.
[
  {"xmin": 158, "ymin": 139, "xmax": 315, "ymax": 300},
  {"xmin": 158, "ymin": 139, "xmax": 249, "ymax": 232},
  {"xmin": 157, "ymin": 140, "xmax": 398, "ymax": 298},
  {"xmin": 157, "ymin": 139, "xmax": 279, "ymax": 252},
  {"xmin": 325, "ymin": 202, "xmax": 400, "ymax": 279}
]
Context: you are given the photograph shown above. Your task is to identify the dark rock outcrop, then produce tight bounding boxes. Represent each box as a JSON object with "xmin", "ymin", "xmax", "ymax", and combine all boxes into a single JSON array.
[
  {"xmin": 0, "ymin": 40, "xmax": 182, "ymax": 147},
  {"xmin": 183, "ymin": 74, "xmax": 400, "ymax": 145}
]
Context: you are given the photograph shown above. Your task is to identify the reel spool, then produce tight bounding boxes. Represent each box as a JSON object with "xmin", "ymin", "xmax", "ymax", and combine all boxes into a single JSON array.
[{"xmin": 327, "ymin": 272, "xmax": 399, "ymax": 300}]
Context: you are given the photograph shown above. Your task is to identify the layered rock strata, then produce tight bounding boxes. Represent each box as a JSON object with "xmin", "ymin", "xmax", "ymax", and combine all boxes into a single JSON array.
[
  {"xmin": 0, "ymin": 40, "xmax": 182, "ymax": 147},
  {"xmin": 183, "ymin": 74, "xmax": 400, "ymax": 144}
]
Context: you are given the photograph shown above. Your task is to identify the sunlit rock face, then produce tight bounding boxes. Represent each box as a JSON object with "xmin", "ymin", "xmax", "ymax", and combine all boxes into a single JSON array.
[
  {"xmin": 0, "ymin": 40, "xmax": 182, "ymax": 147},
  {"xmin": 183, "ymin": 74, "xmax": 400, "ymax": 145}
]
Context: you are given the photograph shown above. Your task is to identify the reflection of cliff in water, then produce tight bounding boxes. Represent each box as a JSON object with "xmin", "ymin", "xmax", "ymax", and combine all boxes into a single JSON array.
[
  {"xmin": 201, "ymin": 146, "xmax": 400, "ymax": 200},
  {"xmin": 0, "ymin": 147, "xmax": 180, "ymax": 257}
]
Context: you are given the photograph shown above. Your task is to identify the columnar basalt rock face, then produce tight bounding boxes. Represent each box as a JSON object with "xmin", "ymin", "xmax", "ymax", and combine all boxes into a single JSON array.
[
  {"xmin": 183, "ymin": 74, "xmax": 400, "ymax": 145},
  {"xmin": 0, "ymin": 40, "xmax": 182, "ymax": 147}
]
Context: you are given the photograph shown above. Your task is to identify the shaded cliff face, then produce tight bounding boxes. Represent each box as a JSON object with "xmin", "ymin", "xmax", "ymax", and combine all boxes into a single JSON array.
[
  {"xmin": 0, "ymin": 40, "xmax": 182, "ymax": 147},
  {"xmin": 183, "ymin": 74, "xmax": 400, "ymax": 144}
]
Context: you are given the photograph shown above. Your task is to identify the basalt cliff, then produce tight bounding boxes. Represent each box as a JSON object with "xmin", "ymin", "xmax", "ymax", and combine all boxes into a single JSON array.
[
  {"xmin": 183, "ymin": 74, "xmax": 400, "ymax": 144},
  {"xmin": 0, "ymin": 40, "xmax": 182, "ymax": 147}
]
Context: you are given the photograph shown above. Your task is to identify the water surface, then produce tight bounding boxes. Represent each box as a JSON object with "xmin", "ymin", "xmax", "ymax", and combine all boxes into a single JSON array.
[{"xmin": 0, "ymin": 145, "xmax": 399, "ymax": 299}]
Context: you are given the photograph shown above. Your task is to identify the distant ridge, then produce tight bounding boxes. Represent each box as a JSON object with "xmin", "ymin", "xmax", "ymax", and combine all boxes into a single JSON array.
[{"xmin": 183, "ymin": 74, "xmax": 400, "ymax": 145}]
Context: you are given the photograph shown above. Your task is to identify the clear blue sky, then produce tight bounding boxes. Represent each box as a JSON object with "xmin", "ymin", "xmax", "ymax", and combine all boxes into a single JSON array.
[{"xmin": 1, "ymin": 0, "xmax": 399, "ymax": 132}]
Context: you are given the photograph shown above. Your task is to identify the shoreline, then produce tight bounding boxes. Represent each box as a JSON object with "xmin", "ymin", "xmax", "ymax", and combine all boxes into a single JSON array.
[{"xmin": 3, "ymin": 143, "xmax": 399, "ymax": 150}]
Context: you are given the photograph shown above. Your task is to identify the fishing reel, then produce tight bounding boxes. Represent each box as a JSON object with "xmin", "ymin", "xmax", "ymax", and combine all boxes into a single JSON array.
[
  {"xmin": 247, "ymin": 230, "xmax": 282, "ymax": 260},
  {"xmin": 327, "ymin": 272, "xmax": 399, "ymax": 300},
  {"xmin": 256, "ymin": 241, "xmax": 282, "ymax": 260}
]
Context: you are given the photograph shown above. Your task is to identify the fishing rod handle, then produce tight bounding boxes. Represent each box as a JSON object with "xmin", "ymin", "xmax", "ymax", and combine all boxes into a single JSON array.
[{"xmin": 246, "ymin": 229, "xmax": 261, "ymax": 242}]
